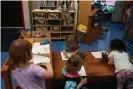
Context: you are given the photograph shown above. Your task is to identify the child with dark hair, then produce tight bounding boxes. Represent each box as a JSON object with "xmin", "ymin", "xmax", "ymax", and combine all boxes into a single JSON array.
[
  {"xmin": 9, "ymin": 39, "xmax": 53, "ymax": 89},
  {"xmin": 108, "ymin": 39, "xmax": 133, "ymax": 89},
  {"xmin": 62, "ymin": 55, "xmax": 87, "ymax": 89}
]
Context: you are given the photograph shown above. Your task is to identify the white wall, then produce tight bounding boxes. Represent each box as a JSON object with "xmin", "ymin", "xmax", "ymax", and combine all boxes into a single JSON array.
[
  {"xmin": 22, "ymin": 1, "xmax": 31, "ymax": 29},
  {"xmin": 74, "ymin": 0, "xmax": 78, "ymax": 29}
]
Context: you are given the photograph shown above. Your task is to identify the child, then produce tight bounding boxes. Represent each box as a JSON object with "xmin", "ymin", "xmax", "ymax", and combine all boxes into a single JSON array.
[
  {"xmin": 108, "ymin": 39, "xmax": 133, "ymax": 89},
  {"xmin": 8, "ymin": 39, "xmax": 53, "ymax": 89},
  {"xmin": 62, "ymin": 55, "xmax": 87, "ymax": 89},
  {"xmin": 62, "ymin": 33, "xmax": 81, "ymax": 59}
]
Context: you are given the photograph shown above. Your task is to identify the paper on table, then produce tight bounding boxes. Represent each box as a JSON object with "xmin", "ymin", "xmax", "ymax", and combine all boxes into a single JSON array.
[
  {"xmin": 61, "ymin": 52, "xmax": 72, "ymax": 60},
  {"xmin": 78, "ymin": 66, "xmax": 86, "ymax": 76},
  {"xmin": 91, "ymin": 51, "xmax": 105, "ymax": 58},
  {"xmin": 32, "ymin": 55, "xmax": 50, "ymax": 64},
  {"xmin": 32, "ymin": 42, "xmax": 50, "ymax": 54}
]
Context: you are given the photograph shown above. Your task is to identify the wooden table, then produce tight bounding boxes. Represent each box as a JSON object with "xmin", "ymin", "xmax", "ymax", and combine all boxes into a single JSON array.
[{"xmin": 53, "ymin": 52, "xmax": 116, "ymax": 83}]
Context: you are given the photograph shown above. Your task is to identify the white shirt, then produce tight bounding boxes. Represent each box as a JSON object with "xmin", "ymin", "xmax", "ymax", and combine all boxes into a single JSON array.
[{"xmin": 109, "ymin": 51, "xmax": 133, "ymax": 73}]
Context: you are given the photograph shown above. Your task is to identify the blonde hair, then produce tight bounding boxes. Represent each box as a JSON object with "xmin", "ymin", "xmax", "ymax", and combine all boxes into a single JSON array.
[
  {"xmin": 9, "ymin": 39, "xmax": 32, "ymax": 70},
  {"xmin": 65, "ymin": 33, "xmax": 79, "ymax": 51},
  {"xmin": 66, "ymin": 55, "xmax": 83, "ymax": 74}
]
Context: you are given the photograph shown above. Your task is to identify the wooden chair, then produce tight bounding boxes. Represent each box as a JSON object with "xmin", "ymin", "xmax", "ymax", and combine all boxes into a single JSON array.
[{"xmin": 1, "ymin": 35, "xmax": 23, "ymax": 89}]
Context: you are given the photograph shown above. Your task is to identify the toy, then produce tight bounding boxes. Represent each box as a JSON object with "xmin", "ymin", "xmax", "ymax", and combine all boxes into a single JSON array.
[
  {"xmin": 40, "ymin": 40, "xmax": 49, "ymax": 45},
  {"xmin": 32, "ymin": 31, "xmax": 49, "ymax": 38},
  {"xmin": 101, "ymin": 27, "xmax": 108, "ymax": 35}
]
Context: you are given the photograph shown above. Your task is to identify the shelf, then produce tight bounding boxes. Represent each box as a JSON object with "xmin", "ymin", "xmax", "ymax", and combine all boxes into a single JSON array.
[
  {"xmin": 51, "ymin": 38, "xmax": 62, "ymax": 40},
  {"xmin": 61, "ymin": 30, "xmax": 73, "ymax": 33},
  {"xmin": 62, "ymin": 25, "xmax": 74, "ymax": 27},
  {"xmin": 62, "ymin": 19, "xmax": 74, "ymax": 21},
  {"xmin": 61, "ymin": 33, "xmax": 73, "ymax": 39},
  {"xmin": 33, "ymin": 25, "xmax": 47, "ymax": 27},
  {"xmin": 32, "ymin": 9, "xmax": 75, "ymax": 40},
  {"xmin": 51, "ymin": 30, "xmax": 60, "ymax": 33},
  {"xmin": 32, "ymin": 9, "xmax": 48, "ymax": 12},
  {"xmin": 48, "ymin": 25, "xmax": 61, "ymax": 27},
  {"xmin": 33, "ymin": 18, "xmax": 47, "ymax": 20},
  {"xmin": 62, "ymin": 10, "xmax": 75, "ymax": 13},
  {"xmin": 47, "ymin": 19, "xmax": 61, "ymax": 20},
  {"xmin": 33, "ymin": 18, "xmax": 61, "ymax": 20},
  {"xmin": 51, "ymin": 34, "xmax": 61, "ymax": 39},
  {"xmin": 43, "ymin": 6, "xmax": 57, "ymax": 7}
]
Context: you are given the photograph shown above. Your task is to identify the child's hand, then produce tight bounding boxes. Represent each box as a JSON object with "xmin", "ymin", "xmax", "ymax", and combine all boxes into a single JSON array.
[
  {"xmin": 39, "ymin": 63, "xmax": 51, "ymax": 69},
  {"xmin": 63, "ymin": 51, "xmax": 69, "ymax": 59},
  {"xmin": 80, "ymin": 77, "xmax": 87, "ymax": 85},
  {"xmin": 43, "ymin": 63, "xmax": 51, "ymax": 68}
]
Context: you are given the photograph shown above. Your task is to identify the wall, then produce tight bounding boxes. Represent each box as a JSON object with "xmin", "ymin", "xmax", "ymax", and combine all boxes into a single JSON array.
[
  {"xmin": 1, "ymin": 1, "xmax": 23, "ymax": 28},
  {"xmin": 78, "ymin": 1, "xmax": 92, "ymax": 28},
  {"xmin": 28, "ymin": 1, "xmax": 39, "ymax": 27},
  {"xmin": 22, "ymin": 1, "xmax": 31, "ymax": 29}
]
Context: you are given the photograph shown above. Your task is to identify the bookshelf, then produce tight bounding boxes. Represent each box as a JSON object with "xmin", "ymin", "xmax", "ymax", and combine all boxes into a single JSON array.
[{"xmin": 32, "ymin": 9, "xmax": 75, "ymax": 39}]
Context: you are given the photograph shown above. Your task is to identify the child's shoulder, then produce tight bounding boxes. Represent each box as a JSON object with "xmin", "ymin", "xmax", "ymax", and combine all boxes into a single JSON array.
[{"xmin": 62, "ymin": 66, "xmax": 79, "ymax": 78}]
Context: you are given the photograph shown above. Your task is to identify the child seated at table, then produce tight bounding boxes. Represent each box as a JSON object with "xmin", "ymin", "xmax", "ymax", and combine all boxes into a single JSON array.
[
  {"xmin": 8, "ymin": 39, "xmax": 53, "ymax": 89},
  {"xmin": 108, "ymin": 39, "xmax": 133, "ymax": 89},
  {"xmin": 62, "ymin": 55, "xmax": 88, "ymax": 89},
  {"xmin": 62, "ymin": 32, "xmax": 85, "ymax": 59}
]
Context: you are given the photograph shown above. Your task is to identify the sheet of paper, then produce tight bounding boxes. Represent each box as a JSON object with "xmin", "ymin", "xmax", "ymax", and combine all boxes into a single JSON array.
[
  {"xmin": 78, "ymin": 66, "xmax": 86, "ymax": 76},
  {"xmin": 32, "ymin": 55, "xmax": 50, "ymax": 64},
  {"xmin": 61, "ymin": 52, "xmax": 72, "ymax": 60},
  {"xmin": 32, "ymin": 42, "xmax": 50, "ymax": 54}
]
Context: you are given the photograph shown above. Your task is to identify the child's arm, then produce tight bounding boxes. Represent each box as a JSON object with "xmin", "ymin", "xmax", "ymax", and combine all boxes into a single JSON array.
[
  {"xmin": 77, "ymin": 77, "xmax": 87, "ymax": 89},
  {"xmin": 108, "ymin": 56, "xmax": 114, "ymax": 65},
  {"xmin": 63, "ymin": 50, "xmax": 69, "ymax": 59},
  {"xmin": 42, "ymin": 63, "xmax": 54, "ymax": 79}
]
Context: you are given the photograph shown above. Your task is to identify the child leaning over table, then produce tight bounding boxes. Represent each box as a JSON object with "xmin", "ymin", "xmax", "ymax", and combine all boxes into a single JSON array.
[
  {"xmin": 8, "ymin": 39, "xmax": 53, "ymax": 89},
  {"xmin": 62, "ymin": 55, "xmax": 88, "ymax": 89},
  {"xmin": 108, "ymin": 39, "xmax": 133, "ymax": 89}
]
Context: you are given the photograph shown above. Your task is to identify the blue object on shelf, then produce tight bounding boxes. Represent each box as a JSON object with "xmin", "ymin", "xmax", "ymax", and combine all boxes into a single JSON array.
[{"xmin": 40, "ymin": 39, "xmax": 49, "ymax": 45}]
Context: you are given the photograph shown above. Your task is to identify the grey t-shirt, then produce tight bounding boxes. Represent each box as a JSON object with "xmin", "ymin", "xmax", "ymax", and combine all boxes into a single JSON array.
[{"xmin": 12, "ymin": 64, "xmax": 46, "ymax": 89}]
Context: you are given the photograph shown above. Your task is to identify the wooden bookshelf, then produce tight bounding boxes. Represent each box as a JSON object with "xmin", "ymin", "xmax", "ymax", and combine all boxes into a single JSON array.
[{"xmin": 32, "ymin": 9, "xmax": 75, "ymax": 39}]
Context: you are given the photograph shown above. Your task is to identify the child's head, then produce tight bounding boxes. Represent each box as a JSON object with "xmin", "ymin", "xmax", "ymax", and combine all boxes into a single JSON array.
[
  {"xmin": 66, "ymin": 55, "xmax": 83, "ymax": 74},
  {"xmin": 9, "ymin": 39, "xmax": 32, "ymax": 70},
  {"xmin": 110, "ymin": 39, "xmax": 126, "ymax": 52},
  {"xmin": 65, "ymin": 33, "xmax": 79, "ymax": 52}
]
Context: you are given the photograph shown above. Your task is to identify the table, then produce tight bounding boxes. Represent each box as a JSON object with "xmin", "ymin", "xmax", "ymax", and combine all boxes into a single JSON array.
[{"xmin": 53, "ymin": 52, "xmax": 116, "ymax": 82}]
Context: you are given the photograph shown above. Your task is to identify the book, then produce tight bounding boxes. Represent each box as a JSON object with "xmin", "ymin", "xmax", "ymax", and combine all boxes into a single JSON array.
[
  {"xmin": 31, "ymin": 55, "xmax": 50, "ymax": 64},
  {"xmin": 32, "ymin": 42, "xmax": 50, "ymax": 54}
]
